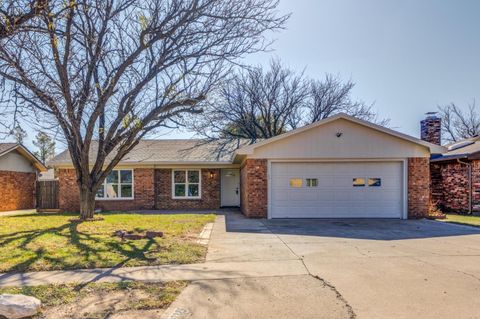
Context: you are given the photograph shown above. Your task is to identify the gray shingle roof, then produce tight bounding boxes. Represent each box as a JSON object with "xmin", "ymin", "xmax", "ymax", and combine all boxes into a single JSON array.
[
  {"xmin": 48, "ymin": 139, "xmax": 240, "ymax": 166},
  {"xmin": 432, "ymin": 137, "xmax": 480, "ymax": 162},
  {"xmin": 0, "ymin": 143, "xmax": 18, "ymax": 155},
  {"xmin": 444, "ymin": 137, "xmax": 480, "ymax": 155}
]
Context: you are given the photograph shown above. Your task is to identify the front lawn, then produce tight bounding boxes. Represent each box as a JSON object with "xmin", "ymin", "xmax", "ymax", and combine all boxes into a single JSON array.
[
  {"xmin": 443, "ymin": 214, "xmax": 480, "ymax": 227},
  {"xmin": 0, "ymin": 212, "xmax": 215, "ymax": 272},
  {"xmin": 0, "ymin": 281, "xmax": 187, "ymax": 318}
]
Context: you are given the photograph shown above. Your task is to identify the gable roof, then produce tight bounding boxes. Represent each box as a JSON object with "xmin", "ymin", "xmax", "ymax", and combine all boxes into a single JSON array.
[
  {"xmin": 48, "ymin": 139, "xmax": 237, "ymax": 167},
  {"xmin": 235, "ymin": 113, "xmax": 446, "ymax": 156},
  {"xmin": 0, "ymin": 143, "xmax": 47, "ymax": 172}
]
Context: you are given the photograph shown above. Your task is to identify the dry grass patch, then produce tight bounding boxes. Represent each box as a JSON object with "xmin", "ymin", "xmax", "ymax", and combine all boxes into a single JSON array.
[{"xmin": 0, "ymin": 281, "xmax": 187, "ymax": 319}]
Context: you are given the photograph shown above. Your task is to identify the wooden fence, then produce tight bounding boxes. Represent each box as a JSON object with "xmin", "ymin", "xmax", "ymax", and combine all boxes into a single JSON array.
[{"xmin": 36, "ymin": 180, "xmax": 59, "ymax": 210}]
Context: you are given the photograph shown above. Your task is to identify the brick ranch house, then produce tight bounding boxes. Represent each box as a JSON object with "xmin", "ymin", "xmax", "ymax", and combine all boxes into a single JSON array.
[
  {"xmin": 420, "ymin": 114, "xmax": 480, "ymax": 214},
  {"xmin": 0, "ymin": 143, "xmax": 47, "ymax": 211},
  {"xmin": 49, "ymin": 113, "xmax": 446, "ymax": 219}
]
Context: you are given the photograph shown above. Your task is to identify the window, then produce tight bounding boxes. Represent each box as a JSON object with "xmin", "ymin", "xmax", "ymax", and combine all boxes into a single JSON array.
[
  {"xmin": 353, "ymin": 178, "xmax": 365, "ymax": 187},
  {"xmin": 306, "ymin": 178, "xmax": 318, "ymax": 187},
  {"xmin": 96, "ymin": 170, "xmax": 133, "ymax": 199},
  {"xmin": 290, "ymin": 179, "xmax": 303, "ymax": 188},
  {"xmin": 173, "ymin": 170, "xmax": 201, "ymax": 198},
  {"xmin": 368, "ymin": 178, "xmax": 382, "ymax": 187}
]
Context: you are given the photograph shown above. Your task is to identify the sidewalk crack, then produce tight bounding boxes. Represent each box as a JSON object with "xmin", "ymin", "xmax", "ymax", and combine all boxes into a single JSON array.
[{"xmin": 261, "ymin": 220, "xmax": 357, "ymax": 319}]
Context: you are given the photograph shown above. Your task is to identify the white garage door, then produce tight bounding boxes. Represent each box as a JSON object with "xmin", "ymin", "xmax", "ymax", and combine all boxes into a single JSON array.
[{"xmin": 270, "ymin": 162, "xmax": 404, "ymax": 219}]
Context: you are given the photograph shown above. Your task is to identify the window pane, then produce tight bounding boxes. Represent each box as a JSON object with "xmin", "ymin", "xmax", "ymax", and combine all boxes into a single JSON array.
[
  {"xmin": 353, "ymin": 178, "xmax": 365, "ymax": 187},
  {"xmin": 121, "ymin": 185, "xmax": 132, "ymax": 198},
  {"xmin": 96, "ymin": 186, "xmax": 105, "ymax": 198},
  {"xmin": 306, "ymin": 178, "xmax": 318, "ymax": 187},
  {"xmin": 188, "ymin": 170, "xmax": 199, "ymax": 183},
  {"xmin": 368, "ymin": 178, "xmax": 382, "ymax": 187},
  {"xmin": 106, "ymin": 184, "xmax": 119, "ymax": 198},
  {"xmin": 174, "ymin": 171, "xmax": 186, "ymax": 183},
  {"xmin": 290, "ymin": 179, "xmax": 302, "ymax": 188},
  {"xmin": 107, "ymin": 171, "xmax": 119, "ymax": 183},
  {"xmin": 175, "ymin": 184, "xmax": 186, "ymax": 197},
  {"xmin": 188, "ymin": 184, "xmax": 199, "ymax": 197},
  {"xmin": 120, "ymin": 170, "xmax": 132, "ymax": 183}
]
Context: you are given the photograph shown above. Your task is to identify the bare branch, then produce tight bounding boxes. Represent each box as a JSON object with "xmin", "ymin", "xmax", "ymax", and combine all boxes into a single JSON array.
[{"xmin": 438, "ymin": 100, "xmax": 480, "ymax": 143}]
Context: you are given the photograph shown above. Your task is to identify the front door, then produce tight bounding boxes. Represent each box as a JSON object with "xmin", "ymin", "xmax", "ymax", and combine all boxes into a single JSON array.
[{"xmin": 221, "ymin": 169, "xmax": 240, "ymax": 207}]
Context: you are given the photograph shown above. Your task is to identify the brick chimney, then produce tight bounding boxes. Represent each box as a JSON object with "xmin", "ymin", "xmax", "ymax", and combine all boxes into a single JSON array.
[{"xmin": 420, "ymin": 112, "xmax": 441, "ymax": 145}]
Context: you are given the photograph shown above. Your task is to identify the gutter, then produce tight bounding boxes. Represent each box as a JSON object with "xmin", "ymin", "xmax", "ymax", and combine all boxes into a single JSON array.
[{"xmin": 457, "ymin": 158, "xmax": 473, "ymax": 214}]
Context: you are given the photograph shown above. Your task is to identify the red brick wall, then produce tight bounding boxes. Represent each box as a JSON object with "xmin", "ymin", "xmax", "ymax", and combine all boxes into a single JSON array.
[
  {"xmin": 154, "ymin": 169, "xmax": 220, "ymax": 210},
  {"xmin": 0, "ymin": 170, "xmax": 36, "ymax": 211},
  {"xmin": 408, "ymin": 158, "xmax": 430, "ymax": 218},
  {"xmin": 430, "ymin": 160, "xmax": 480, "ymax": 213},
  {"xmin": 431, "ymin": 162, "xmax": 470, "ymax": 212},
  {"xmin": 58, "ymin": 169, "xmax": 79, "ymax": 212},
  {"xmin": 58, "ymin": 168, "xmax": 155, "ymax": 212},
  {"xmin": 240, "ymin": 159, "xmax": 268, "ymax": 218}
]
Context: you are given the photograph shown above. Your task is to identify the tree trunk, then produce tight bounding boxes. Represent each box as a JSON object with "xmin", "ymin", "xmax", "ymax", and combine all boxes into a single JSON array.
[{"xmin": 79, "ymin": 186, "xmax": 96, "ymax": 220}]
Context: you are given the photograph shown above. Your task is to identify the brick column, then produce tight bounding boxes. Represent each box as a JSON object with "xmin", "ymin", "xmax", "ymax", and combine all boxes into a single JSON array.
[
  {"xmin": 408, "ymin": 158, "xmax": 430, "ymax": 218},
  {"xmin": 472, "ymin": 161, "xmax": 480, "ymax": 212},
  {"xmin": 240, "ymin": 159, "xmax": 268, "ymax": 218},
  {"xmin": 58, "ymin": 169, "xmax": 80, "ymax": 212}
]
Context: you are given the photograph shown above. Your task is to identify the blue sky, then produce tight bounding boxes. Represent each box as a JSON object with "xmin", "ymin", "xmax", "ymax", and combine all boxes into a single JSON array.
[
  {"xmin": 11, "ymin": 0, "xmax": 480, "ymax": 152},
  {"xmin": 243, "ymin": 0, "xmax": 480, "ymax": 134}
]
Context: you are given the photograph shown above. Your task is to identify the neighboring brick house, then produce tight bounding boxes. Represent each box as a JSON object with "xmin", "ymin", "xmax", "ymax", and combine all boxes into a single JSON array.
[
  {"xmin": 0, "ymin": 143, "xmax": 47, "ymax": 211},
  {"xmin": 430, "ymin": 140, "xmax": 480, "ymax": 213},
  {"xmin": 49, "ymin": 113, "xmax": 444, "ymax": 219},
  {"xmin": 418, "ymin": 113, "xmax": 480, "ymax": 214}
]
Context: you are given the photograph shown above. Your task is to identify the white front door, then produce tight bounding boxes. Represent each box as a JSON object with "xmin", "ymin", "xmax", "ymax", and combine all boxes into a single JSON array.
[
  {"xmin": 221, "ymin": 169, "xmax": 240, "ymax": 207},
  {"xmin": 270, "ymin": 162, "xmax": 404, "ymax": 219}
]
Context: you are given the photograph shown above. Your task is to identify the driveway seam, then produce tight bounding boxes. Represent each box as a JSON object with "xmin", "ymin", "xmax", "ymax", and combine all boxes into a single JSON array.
[{"xmin": 260, "ymin": 220, "xmax": 357, "ymax": 319}]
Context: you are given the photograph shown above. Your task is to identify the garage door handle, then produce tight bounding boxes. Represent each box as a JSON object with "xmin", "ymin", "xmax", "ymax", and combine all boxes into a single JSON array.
[{"xmin": 235, "ymin": 188, "xmax": 239, "ymax": 195}]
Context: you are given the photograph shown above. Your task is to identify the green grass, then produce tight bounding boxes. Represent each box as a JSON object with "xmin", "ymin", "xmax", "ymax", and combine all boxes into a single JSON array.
[
  {"xmin": 443, "ymin": 214, "xmax": 480, "ymax": 227},
  {"xmin": 0, "ymin": 281, "xmax": 187, "ymax": 317},
  {"xmin": 0, "ymin": 212, "xmax": 215, "ymax": 272}
]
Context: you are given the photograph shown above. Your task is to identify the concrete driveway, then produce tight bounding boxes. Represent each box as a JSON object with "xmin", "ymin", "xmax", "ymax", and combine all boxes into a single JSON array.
[{"xmin": 165, "ymin": 212, "xmax": 480, "ymax": 319}]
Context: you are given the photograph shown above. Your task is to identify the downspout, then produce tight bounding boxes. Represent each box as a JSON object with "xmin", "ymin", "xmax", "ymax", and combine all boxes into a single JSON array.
[{"xmin": 457, "ymin": 158, "xmax": 473, "ymax": 214}]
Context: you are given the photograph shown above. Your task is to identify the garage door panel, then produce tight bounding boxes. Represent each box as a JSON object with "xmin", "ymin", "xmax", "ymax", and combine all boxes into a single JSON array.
[{"xmin": 270, "ymin": 162, "xmax": 403, "ymax": 219}]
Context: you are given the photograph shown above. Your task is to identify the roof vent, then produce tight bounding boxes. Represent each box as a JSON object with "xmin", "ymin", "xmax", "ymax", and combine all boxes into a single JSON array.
[{"xmin": 447, "ymin": 140, "xmax": 475, "ymax": 151}]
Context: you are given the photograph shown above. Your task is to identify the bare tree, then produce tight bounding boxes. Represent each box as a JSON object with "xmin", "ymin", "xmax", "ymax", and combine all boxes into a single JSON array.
[
  {"xmin": 307, "ymin": 74, "xmax": 387, "ymax": 125},
  {"xmin": 193, "ymin": 60, "xmax": 386, "ymax": 149},
  {"xmin": 438, "ymin": 101, "xmax": 480, "ymax": 143},
  {"xmin": 0, "ymin": 0, "xmax": 48, "ymax": 39},
  {"xmin": 193, "ymin": 60, "xmax": 308, "ymax": 146},
  {"xmin": 0, "ymin": 0, "xmax": 287, "ymax": 219}
]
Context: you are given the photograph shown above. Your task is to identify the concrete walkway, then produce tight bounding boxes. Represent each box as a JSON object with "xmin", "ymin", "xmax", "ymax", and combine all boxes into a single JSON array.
[{"xmin": 0, "ymin": 260, "xmax": 307, "ymax": 287}]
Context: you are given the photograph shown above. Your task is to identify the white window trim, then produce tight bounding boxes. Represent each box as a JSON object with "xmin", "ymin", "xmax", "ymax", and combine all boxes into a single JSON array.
[
  {"xmin": 172, "ymin": 169, "xmax": 202, "ymax": 199},
  {"xmin": 96, "ymin": 169, "xmax": 135, "ymax": 200}
]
